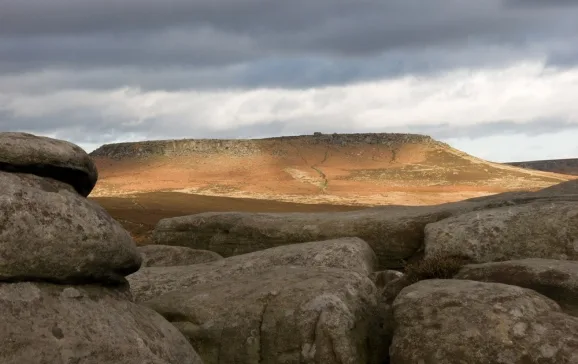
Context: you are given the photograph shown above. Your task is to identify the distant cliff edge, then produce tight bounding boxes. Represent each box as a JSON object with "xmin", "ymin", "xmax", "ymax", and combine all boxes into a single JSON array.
[{"xmin": 89, "ymin": 133, "xmax": 445, "ymax": 160}]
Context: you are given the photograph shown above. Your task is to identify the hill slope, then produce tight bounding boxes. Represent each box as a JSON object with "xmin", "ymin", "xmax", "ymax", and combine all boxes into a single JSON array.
[
  {"xmin": 90, "ymin": 133, "xmax": 572, "ymax": 205},
  {"xmin": 506, "ymin": 158, "xmax": 578, "ymax": 176}
]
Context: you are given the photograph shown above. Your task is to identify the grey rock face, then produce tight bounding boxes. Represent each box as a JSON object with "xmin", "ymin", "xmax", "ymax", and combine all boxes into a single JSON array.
[
  {"xmin": 456, "ymin": 258, "xmax": 578, "ymax": 316},
  {"xmin": 0, "ymin": 133, "xmax": 203, "ymax": 363},
  {"xmin": 390, "ymin": 279, "xmax": 578, "ymax": 364},
  {"xmin": 424, "ymin": 201, "xmax": 578, "ymax": 263},
  {"xmin": 0, "ymin": 132, "xmax": 98, "ymax": 196},
  {"xmin": 370, "ymin": 270, "xmax": 404, "ymax": 290},
  {"xmin": 129, "ymin": 237, "xmax": 378, "ymax": 302},
  {"xmin": 139, "ymin": 245, "xmax": 223, "ymax": 267},
  {"xmin": 0, "ymin": 171, "xmax": 141, "ymax": 284},
  {"xmin": 152, "ymin": 205, "xmax": 473, "ymax": 269},
  {"xmin": 144, "ymin": 266, "xmax": 385, "ymax": 364},
  {"xmin": 0, "ymin": 282, "xmax": 203, "ymax": 364}
]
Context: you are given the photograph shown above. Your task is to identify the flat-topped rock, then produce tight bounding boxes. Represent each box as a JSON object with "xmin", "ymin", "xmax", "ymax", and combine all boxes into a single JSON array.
[
  {"xmin": 0, "ymin": 282, "xmax": 203, "ymax": 364},
  {"xmin": 144, "ymin": 266, "xmax": 385, "ymax": 364},
  {"xmin": 0, "ymin": 171, "xmax": 141, "ymax": 284},
  {"xmin": 390, "ymin": 279, "xmax": 578, "ymax": 363},
  {"xmin": 424, "ymin": 200, "xmax": 578, "ymax": 263},
  {"xmin": 0, "ymin": 132, "xmax": 97, "ymax": 196},
  {"xmin": 456, "ymin": 258, "xmax": 578, "ymax": 316},
  {"xmin": 129, "ymin": 237, "xmax": 378, "ymax": 302},
  {"xmin": 152, "ymin": 204, "xmax": 481, "ymax": 269},
  {"xmin": 139, "ymin": 245, "xmax": 223, "ymax": 267}
]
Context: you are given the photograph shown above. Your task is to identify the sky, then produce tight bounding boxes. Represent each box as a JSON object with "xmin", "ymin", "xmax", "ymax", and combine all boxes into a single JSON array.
[{"xmin": 1, "ymin": 1, "xmax": 578, "ymax": 162}]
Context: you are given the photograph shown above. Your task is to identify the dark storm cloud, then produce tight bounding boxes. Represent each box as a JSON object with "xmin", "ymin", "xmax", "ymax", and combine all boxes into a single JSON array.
[
  {"xmin": 0, "ymin": 45, "xmax": 533, "ymax": 93},
  {"xmin": 506, "ymin": 0, "xmax": 578, "ymax": 8},
  {"xmin": 1, "ymin": 0, "xmax": 578, "ymax": 79}
]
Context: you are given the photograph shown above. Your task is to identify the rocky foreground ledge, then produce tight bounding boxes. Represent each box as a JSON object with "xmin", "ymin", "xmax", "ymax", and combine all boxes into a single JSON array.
[
  {"xmin": 147, "ymin": 169, "xmax": 578, "ymax": 362},
  {"xmin": 3, "ymin": 131, "xmax": 578, "ymax": 363}
]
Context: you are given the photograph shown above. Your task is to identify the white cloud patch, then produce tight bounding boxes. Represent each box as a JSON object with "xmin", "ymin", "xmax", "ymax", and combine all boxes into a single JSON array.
[
  {"xmin": 444, "ymin": 129, "xmax": 578, "ymax": 162},
  {"xmin": 1, "ymin": 60, "xmax": 577, "ymax": 161}
]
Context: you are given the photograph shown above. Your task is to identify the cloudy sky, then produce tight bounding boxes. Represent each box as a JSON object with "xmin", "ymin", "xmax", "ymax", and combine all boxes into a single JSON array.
[{"xmin": 1, "ymin": 0, "xmax": 578, "ymax": 162}]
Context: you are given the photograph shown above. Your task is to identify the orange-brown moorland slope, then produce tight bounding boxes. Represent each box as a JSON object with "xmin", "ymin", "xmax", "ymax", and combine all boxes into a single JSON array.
[{"xmin": 89, "ymin": 133, "xmax": 573, "ymax": 206}]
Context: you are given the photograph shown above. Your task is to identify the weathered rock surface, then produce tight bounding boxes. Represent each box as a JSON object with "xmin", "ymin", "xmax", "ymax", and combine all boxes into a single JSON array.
[
  {"xmin": 152, "ymin": 180, "xmax": 578, "ymax": 270},
  {"xmin": 373, "ymin": 271, "xmax": 409, "ymax": 354},
  {"xmin": 0, "ymin": 132, "xmax": 98, "ymax": 196},
  {"xmin": 0, "ymin": 171, "xmax": 141, "ymax": 283},
  {"xmin": 139, "ymin": 245, "xmax": 223, "ymax": 267},
  {"xmin": 0, "ymin": 282, "xmax": 203, "ymax": 364},
  {"xmin": 370, "ymin": 270, "xmax": 404, "ymax": 290},
  {"xmin": 390, "ymin": 279, "xmax": 578, "ymax": 364},
  {"xmin": 456, "ymin": 258, "xmax": 578, "ymax": 316},
  {"xmin": 144, "ymin": 266, "xmax": 385, "ymax": 364},
  {"xmin": 424, "ymin": 201, "xmax": 578, "ymax": 263},
  {"xmin": 0, "ymin": 133, "xmax": 203, "ymax": 363},
  {"xmin": 152, "ymin": 205, "xmax": 480, "ymax": 269},
  {"xmin": 129, "ymin": 237, "xmax": 377, "ymax": 302}
]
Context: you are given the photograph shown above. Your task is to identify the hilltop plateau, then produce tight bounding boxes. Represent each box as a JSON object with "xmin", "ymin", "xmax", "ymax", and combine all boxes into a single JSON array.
[{"xmin": 90, "ymin": 132, "xmax": 571, "ymax": 207}]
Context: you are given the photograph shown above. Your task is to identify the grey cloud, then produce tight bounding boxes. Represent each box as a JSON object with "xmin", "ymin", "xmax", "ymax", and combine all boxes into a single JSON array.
[
  {"xmin": 1, "ymin": 0, "xmax": 577, "ymax": 163},
  {"xmin": 0, "ymin": 28, "xmax": 260, "ymax": 72},
  {"xmin": 413, "ymin": 119, "xmax": 578, "ymax": 140},
  {"xmin": 0, "ymin": 43, "xmax": 546, "ymax": 93},
  {"xmin": 4, "ymin": 99, "xmax": 576, "ymax": 150},
  {"xmin": 1, "ymin": 0, "xmax": 578, "ymax": 76},
  {"xmin": 506, "ymin": 0, "xmax": 578, "ymax": 8}
]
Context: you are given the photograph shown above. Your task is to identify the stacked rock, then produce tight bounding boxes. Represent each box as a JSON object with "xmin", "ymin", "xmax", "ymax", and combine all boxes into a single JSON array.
[{"xmin": 0, "ymin": 132, "xmax": 202, "ymax": 364}]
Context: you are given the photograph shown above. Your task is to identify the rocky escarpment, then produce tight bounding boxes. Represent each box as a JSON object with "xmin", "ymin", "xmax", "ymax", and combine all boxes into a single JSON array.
[
  {"xmin": 89, "ymin": 133, "xmax": 442, "ymax": 159},
  {"xmin": 0, "ymin": 132, "xmax": 202, "ymax": 364}
]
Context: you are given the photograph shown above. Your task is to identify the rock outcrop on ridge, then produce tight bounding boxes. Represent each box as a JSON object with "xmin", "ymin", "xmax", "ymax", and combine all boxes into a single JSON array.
[{"xmin": 0, "ymin": 132, "xmax": 202, "ymax": 364}]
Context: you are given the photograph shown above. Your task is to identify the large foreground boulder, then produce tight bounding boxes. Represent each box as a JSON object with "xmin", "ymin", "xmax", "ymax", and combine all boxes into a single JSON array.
[
  {"xmin": 0, "ymin": 132, "xmax": 203, "ymax": 363},
  {"xmin": 138, "ymin": 245, "xmax": 223, "ymax": 267},
  {"xmin": 424, "ymin": 201, "xmax": 578, "ymax": 263},
  {"xmin": 152, "ymin": 205, "xmax": 476, "ymax": 269},
  {"xmin": 0, "ymin": 132, "xmax": 98, "ymax": 196},
  {"xmin": 0, "ymin": 282, "xmax": 202, "ymax": 364},
  {"xmin": 144, "ymin": 266, "xmax": 385, "ymax": 364},
  {"xmin": 129, "ymin": 237, "xmax": 378, "ymax": 302},
  {"xmin": 390, "ymin": 279, "xmax": 578, "ymax": 363},
  {"xmin": 456, "ymin": 258, "xmax": 578, "ymax": 316},
  {"xmin": 0, "ymin": 170, "xmax": 140, "ymax": 284}
]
